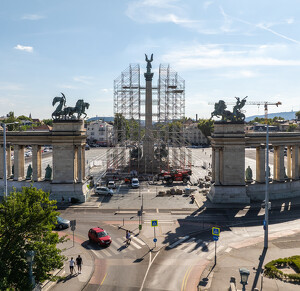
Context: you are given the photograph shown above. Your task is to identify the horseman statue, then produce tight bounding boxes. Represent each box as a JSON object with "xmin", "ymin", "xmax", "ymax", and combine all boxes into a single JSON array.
[
  {"xmin": 52, "ymin": 93, "xmax": 90, "ymax": 119},
  {"xmin": 211, "ymin": 96, "xmax": 247, "ymax": 122}
]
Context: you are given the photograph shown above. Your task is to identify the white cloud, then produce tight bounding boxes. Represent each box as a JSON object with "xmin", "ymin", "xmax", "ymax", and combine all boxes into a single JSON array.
[
  {"xmin": 0, "ymin": 82, "xmax": 23, "ymax": 91},
  {"xmin": 162, "ymin": 44, "xmax": 300, "ymax": 70},
  {"xmin": 58, "ymin": 84, "xmax": 78, "ymax": 89},
  {"xmin": 14, "ymin": 44, "xmax": 33, "ymax": 53},
  {"xmin": 218, "ymin": 70, "xmax": 258, "ymax": 79},
  {"xmin": 21, "ymin": 14, "xmax": 45, "ymax": 20},
  {"xmin": 73, "ymin": 76, "xmax": 93, "ymax": 85},
  {"xmin": 101, "ymin": 88, "xmax": 113, "ymax": 93}
]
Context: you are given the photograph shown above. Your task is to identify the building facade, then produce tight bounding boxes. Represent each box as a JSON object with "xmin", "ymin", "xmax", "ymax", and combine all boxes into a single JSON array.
[
  {"xmin": 183, "ymin": 123, "xmax": 208, "ymax": 145},
  {"xmin": 86, "ymin": 120, "xmax": 113, "ymax": 146}
]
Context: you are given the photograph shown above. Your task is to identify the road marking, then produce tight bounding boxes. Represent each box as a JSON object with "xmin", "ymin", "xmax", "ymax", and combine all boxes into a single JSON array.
[
  {"xmin": 181, "ymin": 264, "xmax": 193, "ymax": 291},
  {"xmin": 139, "ymin": 250, "xmax": 160, "ymax": 291},
  {"xmin": 168, "ymin": 236, "xmax": 189, "ymax": 249},
  {"xmin": 177, "ymin": 237, "xmax": 195, "ymax": 250},
  {"xmin": 184, "ymin": 239, "xmax": 203, "ymax": 253},
  {"xmin": 225, "ymin": 247, "xmax": 232, "ymax": 253},
  {"xmin": 108, "ymin": 244, "xmax": 119, "ymax": 255},
  {"xmin": 234, "ymin": 206, "xmax": 250, "ymax": 218},
  {"xmin": 280, "ymin": 203, "xmax": 285, "ymax": 212},
  {"xmin": 132, "ymin": 236, "xmax": 146, "ymax": 246},
  {"xmin": 129, "ymin": 240, "xmax": 141, "ymax": 249},
  {"xmin": 144, "ymin": 220, "xmax": 174, "ymax": 224},
  {"xmin": 101, "ymin": 248, "xmax": 112, "ymax": 257},
  {"xmin": 206, "ymin": 245, "xmax": 224, "ymax": 260},
  {"xmin": 100, "ymin": 273, "xmax": 107, "ymax": 285}
]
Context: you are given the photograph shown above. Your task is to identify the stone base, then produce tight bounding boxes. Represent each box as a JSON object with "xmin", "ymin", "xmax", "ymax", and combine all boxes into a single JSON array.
[
  {"xmin": 0, "ymin": 180, "xmax": 88, "ymax": 203},
  {"xmin": 208, "ymin": 184, "xmax": 250, "ymax": 204}
]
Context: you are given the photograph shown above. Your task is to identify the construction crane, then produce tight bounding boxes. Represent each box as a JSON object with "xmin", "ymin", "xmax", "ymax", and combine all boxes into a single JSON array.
[{"xmin": 208, "ymin": 98, "xmax": 282, "ymax": 120}]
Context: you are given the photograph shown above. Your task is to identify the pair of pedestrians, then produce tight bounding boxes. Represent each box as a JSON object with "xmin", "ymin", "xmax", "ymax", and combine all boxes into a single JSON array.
[{"xmin": 69, "ymin": 255, "xmax": 83, "ymax": 275}]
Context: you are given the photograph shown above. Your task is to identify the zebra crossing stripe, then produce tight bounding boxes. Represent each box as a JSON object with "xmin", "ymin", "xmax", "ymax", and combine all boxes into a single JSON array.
[
  {"xmin": 184, "ymin": 239, "xmax": 203, "ymax": 253},
  {"xmin": 144, "ymin": 220, "xmax": 174, "ymax": 224},
  {"xmin": 129, "ymin": 240, "xmax": 141, "ymax": 249},
  {"xmin": 168, "ymin": 236, "xmax": 189, "ymax": 249},
  {"xmin": 132, "ymin": 236, "xmax": 146, "ymax": 245},
  {"xmin": 108, "ymin": 244, "xmax": 119, "ymax": 255},
  {"xmin": 101, "ymin": 248, "xmax": 112, "ymax": 257},
  {"xmin": 176, "ymin": 238, "xmax": 195, "ymax": 250}
]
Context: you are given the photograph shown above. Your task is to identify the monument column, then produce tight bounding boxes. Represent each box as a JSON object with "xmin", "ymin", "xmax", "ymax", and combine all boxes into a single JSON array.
[
  {"xmin": 292, "ymin": 145, "xmax": 299, "ymax": 180},
  {"xmin": 256, "ymin": 145, "xmax": 265, "ymax": 183},
  {"xmin": 274, "ymin": 145, "xmax": 285, "ymax": 181},
  {"xmin": 32, "ymin": 145, "xmax": 42, "ymax": 181},
  {"xmin": 7, "ymin": 145, "xmax": 12, "ymax": 178},
  {"xmin": 14, "ymin": 145, "xmax": 25, "ymax": 181},
  {"xmin": 77, "ymin": 145, "xmax": 83, "ymax": 182},
  {"xmin": 143, "ymin": 54, "xmax": 154, "ymax": 172},
  {"xmin": 287, "ymin": 146, "xmax": 292, "ymax": 179}
]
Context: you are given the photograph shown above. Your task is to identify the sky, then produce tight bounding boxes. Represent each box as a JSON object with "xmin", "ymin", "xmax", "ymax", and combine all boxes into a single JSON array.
[{"xmin": 1, "ymin": 0, "xmax": 300, "ymax": 120}]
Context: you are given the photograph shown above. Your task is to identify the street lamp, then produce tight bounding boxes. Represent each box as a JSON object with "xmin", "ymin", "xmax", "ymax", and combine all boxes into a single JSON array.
[
  {"xmin": 26, "ymin": 250, "xmax": 36, "ymax": 289},
  {"xmin": 1, "ymin": 122, "xmax": 18, "ymax": 198},
  {"xmin": 239, "ymin": 268, "xmax": 250, "ymax": 291}
]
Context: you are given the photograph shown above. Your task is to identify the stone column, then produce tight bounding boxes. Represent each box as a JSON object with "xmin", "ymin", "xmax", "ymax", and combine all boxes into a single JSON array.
[
  {"xmin": 211, "ymin": 147, "xmax": 215, "ymax": 183},
  {"xmin": 7, "ymin": 145, "xmax": 12, "ymax": 178},
  {"xmin": 214, "ymin": 148, "xmax": 220, "ymax": 185},
  {"xmin": 274, "ymin": 146, "xmax": 285, "ymax": 181},
  {"xmin": 74, "ymin": 146, "xmax": 78, "ymax": 181},
  {"xmin": 77, "ymin": 146, "xmax": 83, "ymax": 183},
  {"xmin": 287, "ymin": 146, "xmax": 292, "ymax": 179},
  {"xmin": 292, "ymin": 145, "xmax": 299, "ymax": 180},
  {"xmin": 82, "ymin": 145, "xmax": 86, "ymax": 180},
  {"xmin": 32, "ymin": 145, "xmax": 42, "ymax": 181},
  {"xmin": 256, "ymin": 145, "xmax": 265, "ymax": 183},
  {"xmin": 14, "ymin": 145, "xmax": 25, "ymax": 181},
  {"xmin": 0, "ymin": 145, "xmax": 3, "ymax": 178}
]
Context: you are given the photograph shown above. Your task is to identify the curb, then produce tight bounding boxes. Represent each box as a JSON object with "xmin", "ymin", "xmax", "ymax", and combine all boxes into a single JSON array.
[{"xmin": 41, "ymin": 268, "xmax": 65, "ymax": 290}]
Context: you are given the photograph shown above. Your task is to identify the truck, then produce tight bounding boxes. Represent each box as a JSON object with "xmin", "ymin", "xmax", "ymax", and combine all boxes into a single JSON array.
[{"xmin": 158, "ymin": 169, "xmax": 192, "ymax": 184}]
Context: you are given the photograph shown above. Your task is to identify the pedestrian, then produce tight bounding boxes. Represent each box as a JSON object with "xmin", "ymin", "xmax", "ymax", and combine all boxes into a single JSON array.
[
  {"xmin": 69, "ymin": 257, "xmax": 75, "ymax": 275},
  {"xmin": 76, "ymin": 255, "xmax": 83, "ymax": 274},
  {"xmin": 62, "ymin": 196, "xmax": 65, "ymax": 203}
]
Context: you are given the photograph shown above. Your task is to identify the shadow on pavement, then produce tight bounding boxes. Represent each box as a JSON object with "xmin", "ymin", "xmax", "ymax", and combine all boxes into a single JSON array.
[{"xmin": 251, "ymin": 247, "xmax": 267, "ymax": 291}]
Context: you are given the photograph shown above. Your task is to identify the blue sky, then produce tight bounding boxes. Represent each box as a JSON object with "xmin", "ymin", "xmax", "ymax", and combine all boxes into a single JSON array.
[{"xmin": 1, "ymin": 0, "xmax": 300, "ymax": 120}]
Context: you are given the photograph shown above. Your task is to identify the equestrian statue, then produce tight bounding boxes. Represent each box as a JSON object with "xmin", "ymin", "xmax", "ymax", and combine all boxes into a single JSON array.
[
  {"xmin": 211, "ymin": 96, "xmax": 247, "ymax": 122},
  {"xmin": 51, "ymin": 93, "xmax": 90, "ymax": 120}
]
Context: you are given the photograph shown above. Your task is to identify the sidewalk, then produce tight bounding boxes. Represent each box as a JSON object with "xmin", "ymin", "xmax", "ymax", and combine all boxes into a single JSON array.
[
  {"xmin": 198, "ymin": 231, "xmax": 300, "ymax": 291},
  {"xmin": 43, "ymin": 233, "xmax": 94, "ymax": 291}
]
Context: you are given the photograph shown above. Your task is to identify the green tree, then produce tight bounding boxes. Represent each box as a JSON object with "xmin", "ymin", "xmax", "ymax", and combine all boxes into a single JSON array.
[
  {"xmin": 198, "ymin": 119, "xmax": 214, "ymax": 138},
  {"xmin": 287, "ymin": 124, "xmax": 297, "ymax": 132},
  {"xmin": 17, "ymin": 115, "xmax": 32, "ymax": 121},
  {"xmin": 296, "ymin": 111, "xmax": 300, "ymax": 120},
  {"xmin": 42, "ymin": 119, "xmax": 53, "ymax": 126},
  {"xmin": 0, "ymin": 186, "xmax": 67, "ymax": 290},
  {"xmin": 114, "ymin": 113, "xmax": 129, "ymax": 142}
]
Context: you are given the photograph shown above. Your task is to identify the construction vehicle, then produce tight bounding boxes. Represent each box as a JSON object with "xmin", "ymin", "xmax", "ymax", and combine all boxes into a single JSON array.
[{"xmin": 158, "ymin": 169, "xmax": 192, "ymax": 184}]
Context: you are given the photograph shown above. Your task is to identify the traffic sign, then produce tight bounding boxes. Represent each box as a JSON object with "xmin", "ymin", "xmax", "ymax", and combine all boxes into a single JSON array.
[
  {"xmin": 151, "ymin": 220, "xmax": 158, "ymax": 227},
  {"xmin": 153, "ymin": 238, "xmax": 157, "ymax": 243},
  {"xmin": 212, "ymin": 227, "xmax": 220, "ymax": 236},
  {"xmin": 71, "ymin": 225, "xmax": 76, "ymax": 231},
  {"xmin": 70, "ymin": 220, "xmax": 76, "ymax": 227},
  {"xmin": 213, "ymin": 235, "xmax": 219, "ymax": 241}
]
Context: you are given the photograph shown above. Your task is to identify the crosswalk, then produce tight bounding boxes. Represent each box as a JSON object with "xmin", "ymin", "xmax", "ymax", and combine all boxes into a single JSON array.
[
  {"xmin": 86, "ymin": 235, "xmax": 146, "ymax": 259},
  {"xmin": 168, "ymin": 235, "xmax": 224, "ymax": 258}
]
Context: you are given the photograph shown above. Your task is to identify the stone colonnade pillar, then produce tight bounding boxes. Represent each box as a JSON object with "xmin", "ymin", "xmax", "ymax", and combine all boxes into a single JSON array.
[
  {"xmin": 256, "ymin": 145, "xmax": 265, "ymax": 183},
  {"xmin": 287, "ymin": 146, "xmax": 292, "ymax": 178},
  {"xmin": 0, "ymin": 145, "xmax": 3, "ymax": 178},
  {"xmin": 32, "ymin": 145, "xmax": 42, "ymax": 181},
  {"xmin": 214, "ymin": 147, "xmax": 220, "ymax": 185},
  {"xmin": 77, "ymin": 145, "xmax": 85, "ymax": 182},
  {"xmin": 211, "ymin": 148, "xmax": 215, "ymax": 183},
  {"xmin": 7, "ymin": 145, "xmax": 12, "ymax": 177},
  {"xmin": 273, "ymin": 145, "xmax": 285, "ymax": 182},
  {"xmin": 14, "ymin": 145, "xmax": 25, "ymax": 181}
]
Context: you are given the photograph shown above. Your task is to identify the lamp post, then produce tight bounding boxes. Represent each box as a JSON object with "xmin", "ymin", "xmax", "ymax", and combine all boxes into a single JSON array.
[
  {"xmin": 26, "ymin": 250, "xmax": 36, "ymax": 289},
  {"xmin": 239, "ymin": 268, "xmax": 250, "ymax": 291},
  {"xmin": 1, "ymin": 122, "xmax": 18, "ymax": 198}
]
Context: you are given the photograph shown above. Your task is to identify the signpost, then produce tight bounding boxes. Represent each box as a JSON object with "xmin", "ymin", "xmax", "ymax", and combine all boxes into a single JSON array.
[
  {"xmin": 70, "ymin": 220, "xmax": 76, "ymax": 247},
  {"xmin": 212, "ymin": 227, "xmax": 220, "ymax": 265},
  {"xmin": 151, "ymin": 220, "xmax": 158, "ymax": 247}
]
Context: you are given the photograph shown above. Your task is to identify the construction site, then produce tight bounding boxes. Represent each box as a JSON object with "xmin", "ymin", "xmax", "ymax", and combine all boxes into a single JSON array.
[{"xmin": 106, "ymin": 59, "xmax": 192, "ymax": 179}]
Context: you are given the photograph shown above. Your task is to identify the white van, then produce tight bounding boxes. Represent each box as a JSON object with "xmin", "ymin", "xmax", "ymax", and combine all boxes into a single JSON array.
[{"xmin": 131, "ymin": 178, "xmax": 139, "ymax": 188}]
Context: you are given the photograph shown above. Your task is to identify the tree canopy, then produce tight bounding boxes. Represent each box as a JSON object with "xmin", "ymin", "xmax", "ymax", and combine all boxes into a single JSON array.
[
  {"xmin": 198, "ymin": 119, "xmax": 214, "ymax": 138},
  {"xmin": 0, "ymin": 186, "xmax": 66, "ymax": 290}
]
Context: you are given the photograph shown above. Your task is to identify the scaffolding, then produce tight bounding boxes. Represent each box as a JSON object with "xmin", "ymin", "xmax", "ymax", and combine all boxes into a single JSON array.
[{"xmin": 108, "ymin": 62, "xmax": 191, "ymax": 176}]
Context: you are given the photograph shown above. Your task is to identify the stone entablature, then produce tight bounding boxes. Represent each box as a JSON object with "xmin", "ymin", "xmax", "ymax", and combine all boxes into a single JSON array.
[{"xmin": 0, "ymin": 120, "xmax": 88, "ymax": 202}]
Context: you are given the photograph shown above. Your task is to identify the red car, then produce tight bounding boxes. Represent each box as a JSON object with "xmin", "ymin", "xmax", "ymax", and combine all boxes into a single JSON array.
[{"xmin": 88, "ymin": 227, "xmax": 112, "ymax": 247}]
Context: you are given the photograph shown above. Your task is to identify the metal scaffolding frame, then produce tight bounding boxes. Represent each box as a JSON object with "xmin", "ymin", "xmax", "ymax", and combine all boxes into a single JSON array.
[{"xmin": 108, "ymin": 62, "xmax": 191, "ymax": 176}]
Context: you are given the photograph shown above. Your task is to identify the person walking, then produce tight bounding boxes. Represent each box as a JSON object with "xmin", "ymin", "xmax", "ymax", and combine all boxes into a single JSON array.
[
  {"xmin": 76, "ymin": 255, "xmax": 83, "ymax": 274},
  {"xmin": 69, "ymin": 257, "xmax": 76, "ymax": 275}
]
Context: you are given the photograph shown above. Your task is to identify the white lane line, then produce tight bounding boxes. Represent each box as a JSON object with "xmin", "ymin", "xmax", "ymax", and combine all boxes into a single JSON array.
[
  {"xmin": 225, "ymin": 247, "xmax": 232, "ymax": 253},
  {"xmin": 184, "ymin": 239, "xmax": 203, "ymax": 253},
  {"xmin": 280, "ymin": 203, "xmax": 285, "ymax": 212},
  {"xmin": 108, "ymin": 244, "xmax": 119, "ymax": 255},
  {"xmin": 168, "ymin": 236, "xmax": 189, "ymax": 249},
  {"xmin": 132, "ymin": 236, "xmax": 146, "ymax": 246},
  {"xmin": 177, "ymin": 238, "xmax": 195, "ymax": 250},
  {"xmin": 101, "ymin": 248, "xmax": 112, "ymax": 257},
  {"xmin": 206, "ymin": 245, "xmax": 225, "ymax": 260},
  {"xmin": 139, "ymin": 250, "xmax": 160, "ymax": 291},
  {"xmin": 235, "ymin": 207, "xmax": 250, "ymax": 218},
  {"xmin": 86, "ymin": 245, "xmax": 104, "ymax": 258}
]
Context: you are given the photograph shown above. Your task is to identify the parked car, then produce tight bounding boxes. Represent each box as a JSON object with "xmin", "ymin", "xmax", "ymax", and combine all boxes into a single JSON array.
[
  {"xmin": 95, "ymin": 186, "xmax": 113, "ymax": 195},
  {"xmin": 107, "ymin": 180, "xmax": 117, "ymax": 189},
  {"xmin": 55, "ymin": 216, "xmax": 70, "ymax": 230},
  {"xmin": 88, "ymin": 227, "xmax": 112, "ymax": 247},
  {"xmin": 131, "ymin": 178, "xmax": 139, "ymax": 188}
]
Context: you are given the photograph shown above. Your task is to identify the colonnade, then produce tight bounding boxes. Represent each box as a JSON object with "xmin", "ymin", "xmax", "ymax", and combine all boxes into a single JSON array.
[{"xmin": 0, "ymin": 144, "xmax": 85, "ymax": 183}]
